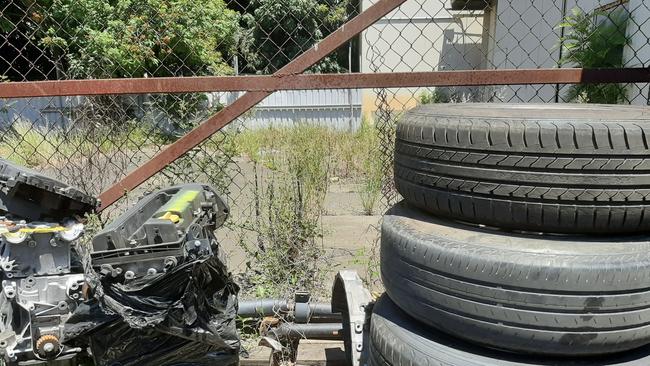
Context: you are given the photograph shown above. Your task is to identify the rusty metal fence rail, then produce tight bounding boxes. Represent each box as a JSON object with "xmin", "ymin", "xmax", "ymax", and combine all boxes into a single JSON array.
[{"xmin": 1, "ymin": 0, "xmax": 650, "ymax": 296}]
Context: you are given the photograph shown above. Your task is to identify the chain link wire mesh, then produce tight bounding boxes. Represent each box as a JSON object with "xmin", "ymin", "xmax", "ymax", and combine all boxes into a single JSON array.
[
  {"xmin": 1, "ymin": 0, "xmax": 650, "ymax": 298},
  {"xmin": 0, "ymin": 0, "xmax": 365, "ymax": 299}
]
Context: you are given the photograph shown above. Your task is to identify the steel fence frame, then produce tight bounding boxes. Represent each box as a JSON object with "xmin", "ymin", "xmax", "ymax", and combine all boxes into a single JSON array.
[{"xmin": 2, "ymin": 67, "xmax": 650, "ymax": 209}]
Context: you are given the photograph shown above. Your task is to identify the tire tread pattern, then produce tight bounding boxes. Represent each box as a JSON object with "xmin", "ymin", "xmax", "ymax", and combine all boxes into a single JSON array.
[
  {"xmin": 396, "ymin": 105, "xmax": 650, "ymax": 233},
  {"xmin": 381, "ymin": 202, "xmax": 650, "ymax": 356}
]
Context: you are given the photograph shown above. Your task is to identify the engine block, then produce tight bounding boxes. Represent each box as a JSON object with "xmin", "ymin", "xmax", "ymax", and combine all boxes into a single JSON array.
[{"xmin": 0, "ymin": 159, "xmax": 96, "ymax": 366}]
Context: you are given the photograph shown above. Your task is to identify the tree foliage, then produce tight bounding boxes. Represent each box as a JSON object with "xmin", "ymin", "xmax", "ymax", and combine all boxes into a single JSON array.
[
  {"xmin": 1, "ymin": 0, "xmax": 353, "ymax": 78},
  {"xmin": 558, "ymin": 7, "xmax": 630, "ymax": 103},
  {"xmin": 240, "ymin": 0, "xmax": 351, "ymax": 74},
  {"xmin": 29, "ymin": 0, "xmax": 239, "ymax": 78}
]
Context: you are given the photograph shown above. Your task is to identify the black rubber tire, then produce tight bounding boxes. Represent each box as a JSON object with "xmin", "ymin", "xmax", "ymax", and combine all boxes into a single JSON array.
[
  {"xmin": 381, "ymin": 201, "xmax": 650, "ymax": 356},
  {"xmin": 369, "ymin": 295, "xmax": 650, "ymax": 366},
  {"xmin": 395, "ymin": 103, "xmax": 650, "ymax": 234}
]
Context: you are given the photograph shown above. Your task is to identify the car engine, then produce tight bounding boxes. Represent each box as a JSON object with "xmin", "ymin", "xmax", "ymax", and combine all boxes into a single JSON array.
[
  {"xmin": 0, "ymin": 159, "xmax": 97, "ymax": 366},
  {"xmin": 0, "ymin": 161, "xmax": 239, "ymax": 366},
  {"xmin": 90, "ymin": 183, "xmax": 229, "ymax": 282}
]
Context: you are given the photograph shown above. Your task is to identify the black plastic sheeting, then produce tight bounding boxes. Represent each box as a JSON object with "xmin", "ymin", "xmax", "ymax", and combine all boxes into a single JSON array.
[{"xmin": 63, "ymin": 255, "xmax": 240, "ymax": 366}]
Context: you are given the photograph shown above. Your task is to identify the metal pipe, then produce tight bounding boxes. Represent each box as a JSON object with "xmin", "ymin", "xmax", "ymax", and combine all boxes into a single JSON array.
[
  {"xmin": 269, "ymin": 323, "xmax": 343, "ymax": 340},
  {"xmin": 237, "ymin": 299, "xmax": 341, "ymax": 322},
  {"xmin": 238, "ymin": 299, "xmax": 290, "ymax": 318},
  {"xmin": 308, "ymin": 303, "xmax": 339, "ymax": 320}
]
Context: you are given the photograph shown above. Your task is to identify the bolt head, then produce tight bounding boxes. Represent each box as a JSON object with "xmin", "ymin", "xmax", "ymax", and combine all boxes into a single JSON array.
[{"xmin": 43, "ymin": 342, "xmax": 55, "ymax": 353}]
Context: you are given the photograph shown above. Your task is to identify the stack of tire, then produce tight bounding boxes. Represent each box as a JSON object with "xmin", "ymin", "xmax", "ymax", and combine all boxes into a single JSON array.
[{"xmin": 369, "ymin": 104, "xmax": 650, "ymax": 365}]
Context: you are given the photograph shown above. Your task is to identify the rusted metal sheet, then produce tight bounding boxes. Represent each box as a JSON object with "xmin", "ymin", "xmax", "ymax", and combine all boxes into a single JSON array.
[
  {"xmin": 2, "ymin": 69, "xmax": 648, "ymax": 98},
  {"xmin": 97, "ymin": 0, "xmax": 408, "ymax": 211}
]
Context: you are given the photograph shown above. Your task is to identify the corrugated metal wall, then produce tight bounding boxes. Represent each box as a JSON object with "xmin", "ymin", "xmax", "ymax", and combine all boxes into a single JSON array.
[
  {"xmin": 0, "ymin": 96, "xmax": 84, "ymax": 129},
  {"xmin": 0, "ymin": 89, "xmax": 363, "ymax": 132},
  {"xmin": 226, "ymin": 89, "xmax": 362, "ymax": 131}
]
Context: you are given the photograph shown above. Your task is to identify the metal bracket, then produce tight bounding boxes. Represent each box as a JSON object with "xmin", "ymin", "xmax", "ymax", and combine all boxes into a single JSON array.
[
  {"xmin": 331, "ymin": 270, "xmax": 372, "ymax": 366},
  {"xmin": 294, "ymin": 291, "xmax": 311, "ymax": 323}
]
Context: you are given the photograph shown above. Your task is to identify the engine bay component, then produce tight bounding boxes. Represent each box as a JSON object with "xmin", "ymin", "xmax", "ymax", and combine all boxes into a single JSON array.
[
  {"xmin": 90, "ymin": 184, "xmax": 229, "ymax": 282},
  {"xmin": 0, "ymin": 274, "xmax": 85, "ymax": 364},
  {"xmin": 0, "ymin": 161, "xmax": 239, "ymax": 365},
  {"xmin": 0, "ymin": 227, "xmax": 89, "ymax": 365},
  {"xmin": 63, "ymin": 183, "xmax": 240, "ymax": 366},
  {"xmin": 0, "ymin": 219, "xmax": 84, "ymax": 278},
  {"xmin": 35, "ymin": 334, "xmax": 61, "ymax": 358},
  {"xmin": 0, "ymin": 159, "xmax": 97, "ymax": 222},
  {"xmin": 0, "ymin": 159, "xmax": 96, "ymax": 366}
]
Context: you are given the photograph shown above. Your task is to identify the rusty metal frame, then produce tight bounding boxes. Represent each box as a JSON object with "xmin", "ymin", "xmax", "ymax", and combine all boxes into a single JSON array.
[
  {"xmin": 1, "ymin": 68, "xmax": 649, "ymax": 98},
  {"xmin": 95, "ymin": 0, "xmax": 408, "ymax": 210},
  {"xmin": 0, "ymin": 0, "xmax": 647, "ymax": 211}
]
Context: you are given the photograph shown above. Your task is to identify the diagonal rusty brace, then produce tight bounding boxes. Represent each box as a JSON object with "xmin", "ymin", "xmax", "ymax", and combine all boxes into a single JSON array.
[{"xmin": 97, "ymin": 0, "xmax": 407, "ymax": 211}]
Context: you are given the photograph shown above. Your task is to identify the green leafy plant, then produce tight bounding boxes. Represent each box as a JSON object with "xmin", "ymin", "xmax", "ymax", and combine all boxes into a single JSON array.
[
  {"xmin": 557, "ymin": 7, "xmax": 631, "ymax": 103},
  {"xmin": 419, "ymin": 89, "xmax": 449, "ymax": 104},
  {"xmin": 28, "ymin": 0, "xmax": 239, "ymax": 78},
  {"xmin": 238, "ymin": 124, "xmax": 332, "ymax": 297},
  {"xmin": 8, "ymin": 0, "xmax": 239, "ymax": 132},
  {"xmin": 241, "ymin": 0, "xmax": 350, "ymax": 74}
]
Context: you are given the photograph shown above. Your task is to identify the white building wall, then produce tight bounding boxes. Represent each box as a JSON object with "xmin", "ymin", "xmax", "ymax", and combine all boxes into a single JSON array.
[
  {"xmin": 359, "ymin": 0, "xmax": 648, "ymax": 107},
  {"xmin": 491, "ymin": 0, "xmax": 648, "ymax": 104},
  {"xmin": 361, "ymin": 0, "xmax": 487, "ymax": 116},
  {"xmin": 624, "ymin": 0, "xmax": 650, "ymax": 105}
]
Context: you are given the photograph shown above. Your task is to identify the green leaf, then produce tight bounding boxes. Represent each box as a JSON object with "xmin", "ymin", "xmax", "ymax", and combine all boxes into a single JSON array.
[
  {"xmin": 0, "ymin": 18, "xmax": 13, "ymax": 33},
  {"xmin": 571, "ymin": 7, "xmax": 583, "ymax": 17},
  {"xmin": 556, "ymin": 7, "xmax": 630, "ymax": 103}
]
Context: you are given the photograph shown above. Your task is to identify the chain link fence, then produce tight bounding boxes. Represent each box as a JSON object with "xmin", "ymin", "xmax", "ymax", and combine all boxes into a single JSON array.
[{"xmin": 1, "ymin": 0, "xmax": 649, "ymax": 296}]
